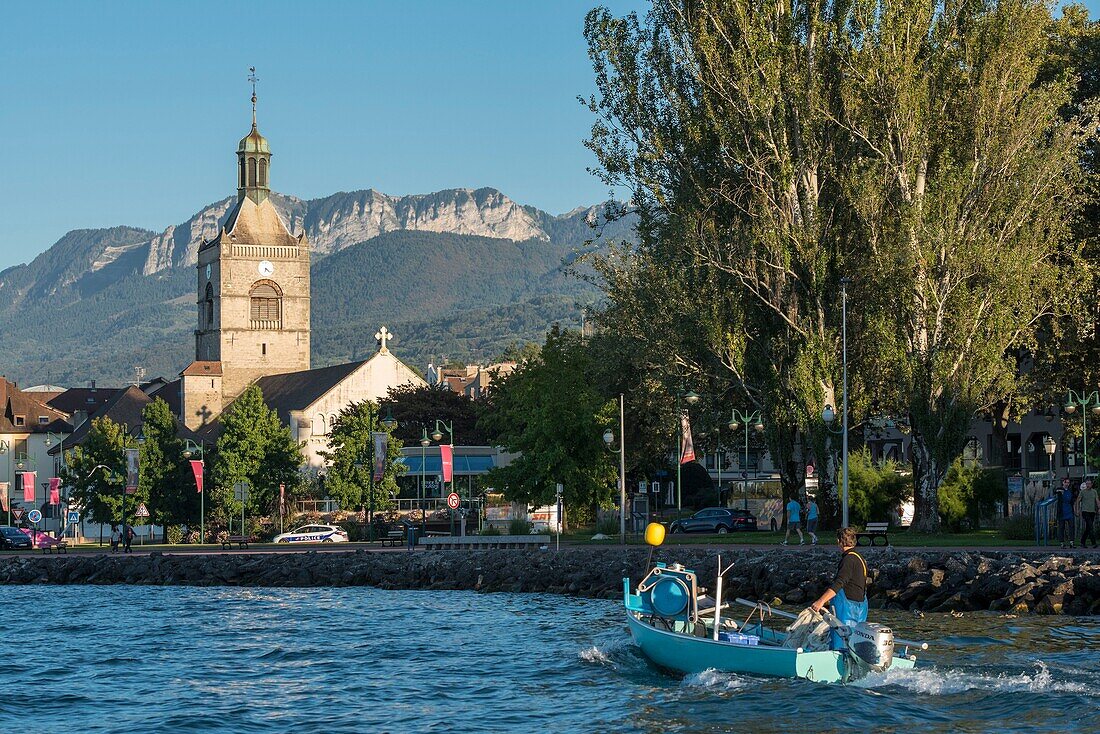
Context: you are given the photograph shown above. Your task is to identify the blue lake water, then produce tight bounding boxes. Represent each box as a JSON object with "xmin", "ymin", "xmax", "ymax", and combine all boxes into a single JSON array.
[{"xmin": 2, "ymin": 585, "xmax": 1098, "ymax": 733}]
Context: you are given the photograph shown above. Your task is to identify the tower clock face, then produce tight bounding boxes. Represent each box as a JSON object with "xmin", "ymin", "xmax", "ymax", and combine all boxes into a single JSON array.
[{"xmin": 258, "ymin": 260, "xmax": 275, "ymax": 277}]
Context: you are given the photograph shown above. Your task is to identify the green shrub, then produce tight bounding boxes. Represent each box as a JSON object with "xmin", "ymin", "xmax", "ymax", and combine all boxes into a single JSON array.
[
  {"xmin": 481, "ymin": 525, "xmax": 502, "ymax": 536},
  {"xmin": 846, "ymin": 449, "xmax": 909, "ymax": 526},
  {"xmin": 508, "ymin": 518, "xmax": 531, "ymax": 535},
  {"xmin": 595, "ymin": 516, "xmax": 619, "ymax": 535},
  {"xmin": 1001, "ymin": 514, "xmax": 1033, "ymax": 541},
  {"xmin": 166, "ymin": 525, "xmax": 184, "ymax": 545},
  {"xmin": 939, "ymin": 460, "xmax": 1005, "ymax": 531}
]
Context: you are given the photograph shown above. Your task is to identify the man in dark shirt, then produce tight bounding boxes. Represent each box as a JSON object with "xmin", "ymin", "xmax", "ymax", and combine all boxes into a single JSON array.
[{"xmin": 809, "ymin": 527, "xmax": 868, "ymax": 649}]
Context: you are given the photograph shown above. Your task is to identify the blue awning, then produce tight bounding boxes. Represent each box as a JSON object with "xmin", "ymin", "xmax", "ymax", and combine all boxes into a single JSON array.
[{"xmin": 398, "ymin": 454, "xmax": 496, "ymax": 475}]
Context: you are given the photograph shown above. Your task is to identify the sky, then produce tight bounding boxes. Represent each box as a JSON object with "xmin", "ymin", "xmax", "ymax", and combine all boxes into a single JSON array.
[
  {"xmin": 0, "ymin": 0, "xmax": 647, "ymax": 270},
  {"xmin": 0, "ymin": 0, "xmax": 1096, "ymax": 271}
]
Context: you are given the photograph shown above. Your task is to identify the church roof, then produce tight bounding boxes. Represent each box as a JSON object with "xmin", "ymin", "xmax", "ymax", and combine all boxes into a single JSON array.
[
  {"xmin": 238, "ymin": 123, "xmax": 270, "ymax": 154},
  {"xmin": 254, "ymin": 361, "xmax": 368, "ymax": 425},
  {"xmin": 222, "ymin": 196, "xmax": 299, "ymax": 247}
]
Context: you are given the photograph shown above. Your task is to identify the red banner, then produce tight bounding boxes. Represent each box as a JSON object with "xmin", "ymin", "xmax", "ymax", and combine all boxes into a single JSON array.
[
  {"xmin": 22, "ymin": 471, "xmax": 36, "ymax": 502},
  {"xmin": 48, "ymin": 477, "xmax": 61, "ymax": 505},
  {"xmin": 190, "ymin": 460, "xmax": 204, "ymax": 493},
  {"xmin": 680, "ymin": 412, "xmax": 695, "ymax": 464},
  {"xmin": 440, "ymin": 444, "xmax": 454, "ymax": 484}
]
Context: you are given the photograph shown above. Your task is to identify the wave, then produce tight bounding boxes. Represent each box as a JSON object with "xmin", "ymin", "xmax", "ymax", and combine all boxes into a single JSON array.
[
  {"xmin": 681, "ymin": 668, "xmax": 755, "ymax": 692},
  {"xmin": 857, "ymin": 662, "xmax": 1095, "ymax": 696}
]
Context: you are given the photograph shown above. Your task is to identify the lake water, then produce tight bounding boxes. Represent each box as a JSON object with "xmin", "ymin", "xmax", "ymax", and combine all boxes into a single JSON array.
[{"xmin": 2, "ymin": 585, "xmax": 1098, "ymax": 733}]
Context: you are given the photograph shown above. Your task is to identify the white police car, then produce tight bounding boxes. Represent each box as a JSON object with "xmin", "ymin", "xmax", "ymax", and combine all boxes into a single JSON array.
[{"xmin": 273, "ymin": 524, "xmax": 349, "ymax": 544}]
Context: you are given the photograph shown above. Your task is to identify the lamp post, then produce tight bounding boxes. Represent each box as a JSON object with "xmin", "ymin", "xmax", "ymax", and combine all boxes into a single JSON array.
[
  {"xmin": 43, "ymin": 432, "xmax": 66, "ymax": 534},
  {"xmin": 837, "ymin": 277, "xmax": 852, "ymax": 526},
  {"xmin": 1043, "ymin": 434, "xmax": 1057, "ymax": 475},
  {"xmin": 674, "ymin": 389, "xmax": 701, "ymax": 513},
  {"xmin": 14, "ymin": 454, "xmax": 37, "ymax": 525},
  {"xmin": 0, "ymin": 440, "xmax": 8, "ymax": 526},
  {"xmin": 728, "ymin": 410, "xmax": 764, "ymax": 511},
  {"xmin": 182, "ymin": 439, "xmax": 205, "ymax": 544},
  {"xmin": 420, "ymin": 427, "xmax": 430, "ymax": 533},
  {"xmin": 429, "ymin": 419, "xmax": 455, "ymax": 535},
  {"xmin": 821, "ymin": 404, "xmax": 850, "ymax": 526},
  {"xmin": 602, "ymin": 394, "xmax": 628, "ymax": 543},
  {"xmin": 1065, "ymin": 390, "xmax": 1100, "ymax": 477},
  {"xmin": 360, "ymin": 406, "xmax": 398, "ymax": 542},
  {"xmin": 87, "ymin": 463, "xmax": 121, "ymax": 545}
]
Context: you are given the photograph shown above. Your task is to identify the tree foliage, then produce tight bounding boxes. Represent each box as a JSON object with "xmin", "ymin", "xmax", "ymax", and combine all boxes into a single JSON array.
[
  {"xmin": 480, "ymin": 325, "xmax": 617, "ymax": 521},
  {"xmin": 381, "ymin": 384, "xmax": 488, "ymax": 446},
  {"xmin": 318, "ymin": 401, "xmax": 405, "ymax": 513},
  {"xmin": 138, "ymin": 398, "xmax": 193, "ymax": 531},
  {"xmin": 60, "ymin": 417, "xmax": 133, "ymax": 527}
]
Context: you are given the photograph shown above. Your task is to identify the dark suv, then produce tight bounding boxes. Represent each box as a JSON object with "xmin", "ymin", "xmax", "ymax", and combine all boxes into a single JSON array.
[
  {"xmin": 669, "ymin": 508, "xmax": 758, "ymax": 534},
  {"xmin": 0, "ymin": 527, "xmax": 32, "ymax": 550}
]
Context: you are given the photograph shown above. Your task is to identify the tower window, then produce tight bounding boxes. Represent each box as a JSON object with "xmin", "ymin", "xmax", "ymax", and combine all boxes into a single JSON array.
[
  {"xmin": 262, "ymin": 343, "xmax": 267, "ymax": 356},
  {"xmin": 239, "ymin": 158, "xmax": 246, "ymax": 188},
  {"xmin": 258, "ymin": 158, "xmax": 268, "ymax": 187},
  {"xmin": 203, "ymin": 283, "xmax": 215, "ymax": 329},
  {"xmin": 249, "ymin": 279, "xmax": 282, "ymax": 329},
  {"xmin": 248, "ymin": 157, "xmax": 258, "ymax": 187}
]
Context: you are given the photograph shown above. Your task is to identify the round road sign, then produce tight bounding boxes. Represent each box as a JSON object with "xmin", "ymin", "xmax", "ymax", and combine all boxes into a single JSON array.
[
  {"xmin": 446, "ymin": 492, "xmax": 460, "ymax": 510},
  {"xmin": 27, "ymin": 509, "xmax": 43, "ymax": 524}
]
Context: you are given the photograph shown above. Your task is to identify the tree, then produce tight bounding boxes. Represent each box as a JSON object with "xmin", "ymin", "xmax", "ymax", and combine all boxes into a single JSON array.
[
  {"xmin": 381, "ymin": 383, "xmax": 488, "ymax": 446},
  {"xmin": 318, "ymin": 401, "xmax": 404, "ymax": 514},
  {"xmin": 845, "ymin": 450, "xmax": 910, "ymax": 528},
  {"xmin": 211, "ymin": 385, "xmax": 304, "ymax": 525},
  {"xmin": 138, "ymin": 398, "xmax": 193, "ymax": 533},
  {"xmin": 479, "ymin": 325, "xmax": 617, "ymax": 525},
  {"xmin": 60, "ymin": 417, "xmax": 132, "ymax": 527}
]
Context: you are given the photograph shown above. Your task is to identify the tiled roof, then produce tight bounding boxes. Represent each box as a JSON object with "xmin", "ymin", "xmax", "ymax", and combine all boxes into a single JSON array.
[
  {"xmin": 46, "ymin": 386, "xmax": 123, "ymax": 416},
  {"xmin": 254, "ymin": 361, "xmax": 367, "ymax": 425},
  {"xmin": 181, "ymin": 361, "xmax": 223, "ymax": 377},
  {"xmin": 0, "ymin": 377, "xmax": 71, "ymax": 433}
]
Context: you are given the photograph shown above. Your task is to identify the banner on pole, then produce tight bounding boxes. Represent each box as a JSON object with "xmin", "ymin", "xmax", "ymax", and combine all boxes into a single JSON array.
[
  {"xmin": 0, "ymin": 484, "xmax": 8, "ymax": 512},
  {"xmin": 279, "ymin": 483, "xmax": 285, "ymax": 514},
  {"xmin": 372, "ymin": 431, "xmax": 388, "ymax": 483},
  {"xmin": 125, "ymin": 448, "xmax": 139, "ymax": 495},
  {"xmin": 22, "ymin": 471, "xmax": 37, "ymax": 502},
  {"xmin": 48, "ymin": 477, "xmax": 61, "ymax": 505},
  {"xmin": 189, "ymin": 460, "xmax": 204, "ymax": 493},
  {"xmin": 679, "ymin": 413, "xmax": 695, "ymax": 464},
  {"xmin": 440, "ymin": 444, "xmax": 454, "ymax": 484}
]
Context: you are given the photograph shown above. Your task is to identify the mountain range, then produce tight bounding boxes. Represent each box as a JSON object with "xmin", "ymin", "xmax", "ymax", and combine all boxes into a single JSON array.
[{"xmin": 0, "ymin": 188, "xmax": 633, "ymax": 387}]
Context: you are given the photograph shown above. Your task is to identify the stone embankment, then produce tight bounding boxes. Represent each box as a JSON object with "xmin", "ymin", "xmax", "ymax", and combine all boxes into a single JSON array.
[{"xmin": 2, "ymin": 546, "xmax": 1099, "ymax": 615}]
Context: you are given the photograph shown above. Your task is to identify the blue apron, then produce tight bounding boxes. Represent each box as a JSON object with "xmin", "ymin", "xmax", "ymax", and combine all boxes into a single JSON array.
[{"xmin": 830, "ymin": 552, "xmax": 869, "ymax": 650}]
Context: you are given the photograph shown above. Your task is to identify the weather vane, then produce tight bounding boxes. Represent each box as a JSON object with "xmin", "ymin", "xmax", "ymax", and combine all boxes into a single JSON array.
[{"xmin": 248, "ymin": 66, "xmax": 259, "ymax": 123}]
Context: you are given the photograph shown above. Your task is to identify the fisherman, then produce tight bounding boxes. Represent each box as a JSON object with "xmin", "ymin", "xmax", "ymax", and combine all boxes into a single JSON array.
[{"xmin": 809, "ymin": 527, "xmax": 868, "ymax": 649}]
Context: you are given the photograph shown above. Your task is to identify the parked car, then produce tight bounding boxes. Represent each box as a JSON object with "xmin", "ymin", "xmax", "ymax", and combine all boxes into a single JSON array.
[
  {"xmin": 0, "ymin": 526, "xmax": 33, "ymax": 550},
  {"xmin": 273, "ymin": 525, "xmax": 349, "ymax": 544},
  {"xmin": 668, "ymin": 508, "xmax": 758, "ymax": 534}
]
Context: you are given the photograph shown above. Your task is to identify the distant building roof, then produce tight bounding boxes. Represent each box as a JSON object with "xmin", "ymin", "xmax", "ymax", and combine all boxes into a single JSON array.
[
  {"xmin": 254, "ymin": 361, "xmax": 367, "ymax": 426},
  {"xmin": 49, "ymin": 385, "xmax": 199, "ymax": 454},
  {"xmin": 46, "ymin": 386, "xmax": 123, "ymax": 416},
  {"xmin": 0, "ymin": 377, "xmax": 71, "ymax": 433},
  {"xmin": 181, "ymin": 361, "xmax": 223, "ymax": 377}
]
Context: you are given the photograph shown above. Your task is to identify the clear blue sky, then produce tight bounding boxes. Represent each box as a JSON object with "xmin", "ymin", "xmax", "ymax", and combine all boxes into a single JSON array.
[
  {"xmin": 0, "ymin": 0, "xmax": 1095, "ymax": 271},
  {"xmin": 0, "ymin": 0, "xmax": 647, "ymax": 270}
]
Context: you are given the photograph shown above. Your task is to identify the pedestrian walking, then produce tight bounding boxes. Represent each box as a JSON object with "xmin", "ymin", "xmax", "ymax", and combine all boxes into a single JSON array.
[
  {"xmin": 124, "ymin": 524, "xmax": 134, "ymax": 553},
  {"xmin": 109, "ymin": 525, "xmax": 120, "ymax": 553},
  {"xmin": 1056, "ymin": 477, "xmax": 1076, "ymax": 549},
  {"xmin": 805, "ymin": 497, "xmax": 819, "ymax": 545},
  {"xmin": 783, "ymin": 497, "xmax": 804, "ymax": 546},
  {"xmin": 1077, "ymin": 478, "xmax": 1098, "ymax": 549}
]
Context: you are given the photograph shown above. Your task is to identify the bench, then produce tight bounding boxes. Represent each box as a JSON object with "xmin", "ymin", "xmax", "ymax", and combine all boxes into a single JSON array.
[
  {"xmin": 856, "ymin": 522, "xmax": 890, "ymax": 547},
  {"xmin": 39, "ymin": 536, "xmax": 69, "ymax": 554},
  {"xmin": 379, "ymin": 529, "xmax": 405, "ymax": 547},
  {"xmin": 419, "ymin": 535, "xmax": 550, "ymax": 550},
  {"xmin": 221, "ymin": 535, "xmax": 253, "ymax": 550}
]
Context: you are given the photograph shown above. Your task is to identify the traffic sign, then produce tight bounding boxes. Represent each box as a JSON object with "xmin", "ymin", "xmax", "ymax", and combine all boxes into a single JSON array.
[
  {"xmin": 233, "ymin": 481, "xmax": 249, "ymax": 503},
  {"xmin": 446, "ymin": 492, "xmax": 460, "ymax": 510},
  {"xmin": 27, "ymin": 509, "xmax": 42, "ymax": 524},
  {"xmin": 12, "ymin": 508, "xmax": 24, "ymax": 521},
  {"xmin": 66, "ymin": 510, "xmax": 80, "ymax": 525},
  {"xmin": 135, "ymin": 503, "xmax": 150, "ymax": 518}
]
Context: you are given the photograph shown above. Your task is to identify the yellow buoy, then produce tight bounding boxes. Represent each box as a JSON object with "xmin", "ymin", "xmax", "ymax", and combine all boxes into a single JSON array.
[{"xmin": 645, "ymin": 522, "xmax": 666, "ymax": 547}]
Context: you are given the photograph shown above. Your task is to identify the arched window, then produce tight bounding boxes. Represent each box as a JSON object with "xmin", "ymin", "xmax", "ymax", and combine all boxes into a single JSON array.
[
  {"xmin": 203, "ymin": 282, "xmax": 215, "ymax": 329},
  {"xmin": 258, "ymin": 158, "xmax": 268, "ymax": 187},
  {"xmin": 312, "ymin": 413, "xmax": 326, "ymax": 436},
  {"xmin": 248, "ymin": 157, "xmax": 258, "ymax": 187},
  {"xmin": 239, "ymin": 158, "xmax": 246, "ymax": 188},
  {"xmin": 249, "ymin": 279, "xmax": 282, "ymax": 329}
]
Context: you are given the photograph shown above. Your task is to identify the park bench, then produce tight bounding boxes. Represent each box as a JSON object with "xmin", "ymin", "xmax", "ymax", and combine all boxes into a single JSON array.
[
  {"xmin": 856, "ymin": 522, "xmax": 890, "ymax": 547},
  {"xmin": 379, "ymin": 529, "xmax": 405, "ymax": 547},
  {"xmin": 221, "ymin": 535, "xmax": 253, "ymax": 550},
  {"xmin": 39, "ymin": 535, "xmax": 69, "ymax": 554}
]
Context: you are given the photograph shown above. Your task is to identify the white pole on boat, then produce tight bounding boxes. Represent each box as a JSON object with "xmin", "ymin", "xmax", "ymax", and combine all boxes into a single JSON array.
[{"xmin": 713, "ymin": 557, "xmax": 737, "ymax": 640}]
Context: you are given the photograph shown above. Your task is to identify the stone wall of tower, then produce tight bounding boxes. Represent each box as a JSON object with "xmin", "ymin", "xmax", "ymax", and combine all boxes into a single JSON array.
[
  {"xmin": 181, "ymin": 373, "xmax": 223, "ymax": 430},
  {"xmin": 195, "ymin": 247, "xmax": 223, "ymax": 362},
  {"xmin": 216, "ymin": 233, "xmax": 311, "ymax": 400}
]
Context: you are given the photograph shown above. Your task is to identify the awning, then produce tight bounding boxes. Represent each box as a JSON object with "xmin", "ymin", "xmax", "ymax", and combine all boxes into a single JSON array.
[{"xmin": 398, "ymin": 454, "xmax": 496, "ymax": 475}]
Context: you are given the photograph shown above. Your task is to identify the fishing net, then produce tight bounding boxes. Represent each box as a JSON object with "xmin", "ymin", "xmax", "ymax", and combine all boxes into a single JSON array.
[{"xmin": 783, "ymin": 608, "xmax": 832, "ymax": 651}]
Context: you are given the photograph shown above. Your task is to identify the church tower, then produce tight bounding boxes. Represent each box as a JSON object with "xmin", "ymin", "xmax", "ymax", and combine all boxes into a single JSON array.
[{"xmin": 183, "ymin": 73, "xmax": 311, "ymax": 430}]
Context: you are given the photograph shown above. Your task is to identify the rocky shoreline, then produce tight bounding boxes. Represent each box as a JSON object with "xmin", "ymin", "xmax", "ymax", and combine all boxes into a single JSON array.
[{"xmin": 2, "ymin": 546, "xmax": 1098, "ymax": 615}]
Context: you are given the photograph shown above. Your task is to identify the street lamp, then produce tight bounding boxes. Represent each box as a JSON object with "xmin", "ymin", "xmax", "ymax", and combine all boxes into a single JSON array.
[
  {"xmin": 674, "ymin": 389, "xmax": 701, "ymax": 513},
  {"xmin": 728, "ymin": 409, "xmax": 764, "ymax": 511},
  {"xmin": 836, "ymin": 276, "xmax": 852, "ymax": 527},
  {"xmin": 1065, "ymin": 390, "xmax": 1100, "ymax": 477},
  {"xmin": 419, "ymin": 427, "xmax": 430, "ymax": 532},
  {"xmin": 602, "ymin": 393, "xmax": 628, "ymax": 544},
  {"xmin": 1043, "ymin": 434, "xmax": 1057, "ymax": 474},
  {"xmin": 821, "ymin": 403, "xmax": 852, "ymax": 526},
  {"xmin": 428, "ymin": 419, "xmax": 456, "ymax": 535},
  {"xmin": 182, "ymin": 439, "xmax": 205, "ymax": 544},
  {"xmin": 0, "ymin": 440, "xmax": 9, "ymax": 526}
]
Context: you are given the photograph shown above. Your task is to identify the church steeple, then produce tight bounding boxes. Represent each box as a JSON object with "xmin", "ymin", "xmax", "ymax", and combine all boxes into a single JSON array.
[{"xmin": 237, "ymin": 67, "xmax": 271, "ymax": 205}]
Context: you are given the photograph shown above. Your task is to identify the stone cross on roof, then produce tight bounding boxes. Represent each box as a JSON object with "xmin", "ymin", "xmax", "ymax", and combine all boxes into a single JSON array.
[{"xmin": 375, "ymin": 326, "xmax": 392, "ymax": 354}]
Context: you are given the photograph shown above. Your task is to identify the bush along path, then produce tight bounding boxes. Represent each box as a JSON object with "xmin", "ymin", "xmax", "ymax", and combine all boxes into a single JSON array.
[{"xmin": 1, "ymin": 546, "xmax": 1098, "ymax": 615}]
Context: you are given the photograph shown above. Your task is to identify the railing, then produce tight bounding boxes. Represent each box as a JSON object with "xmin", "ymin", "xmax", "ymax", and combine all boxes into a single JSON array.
[
  {"xmin": 232, "ymin": 245, "xmax": 299, "ymax": 259},
  {"xmin": 250, "ymin": 320, "xmax": 282, "ymax": 330}
]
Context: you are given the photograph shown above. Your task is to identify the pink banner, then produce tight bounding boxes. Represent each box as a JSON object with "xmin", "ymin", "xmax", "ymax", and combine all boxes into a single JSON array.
[
  {"xmin": 22, "ymin": 471, "xmax": 37, "ymax": 502},
  {"xmin": 440, "ymin": 444, "xmax": 454, "ymax": 484},
  {"xmin": 0, "ymin": 485, "xmax": 8, "ymax": 513},
  {"xmin": 680, "ymin": 413, "xmax": 695, "ymax": 464},
  {"xmin": 48, "ymin": 477, "xmax": 61, "ymax": 505},
  {"xmin": 190, "ymin": 460, "xmax": 204, "ymax": 493}
]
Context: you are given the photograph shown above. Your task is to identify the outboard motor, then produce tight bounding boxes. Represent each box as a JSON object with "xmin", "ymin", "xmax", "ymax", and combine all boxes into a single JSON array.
[{"xmin": 846, "ymin": 622, "xmax": 895, "ymax": 674}]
